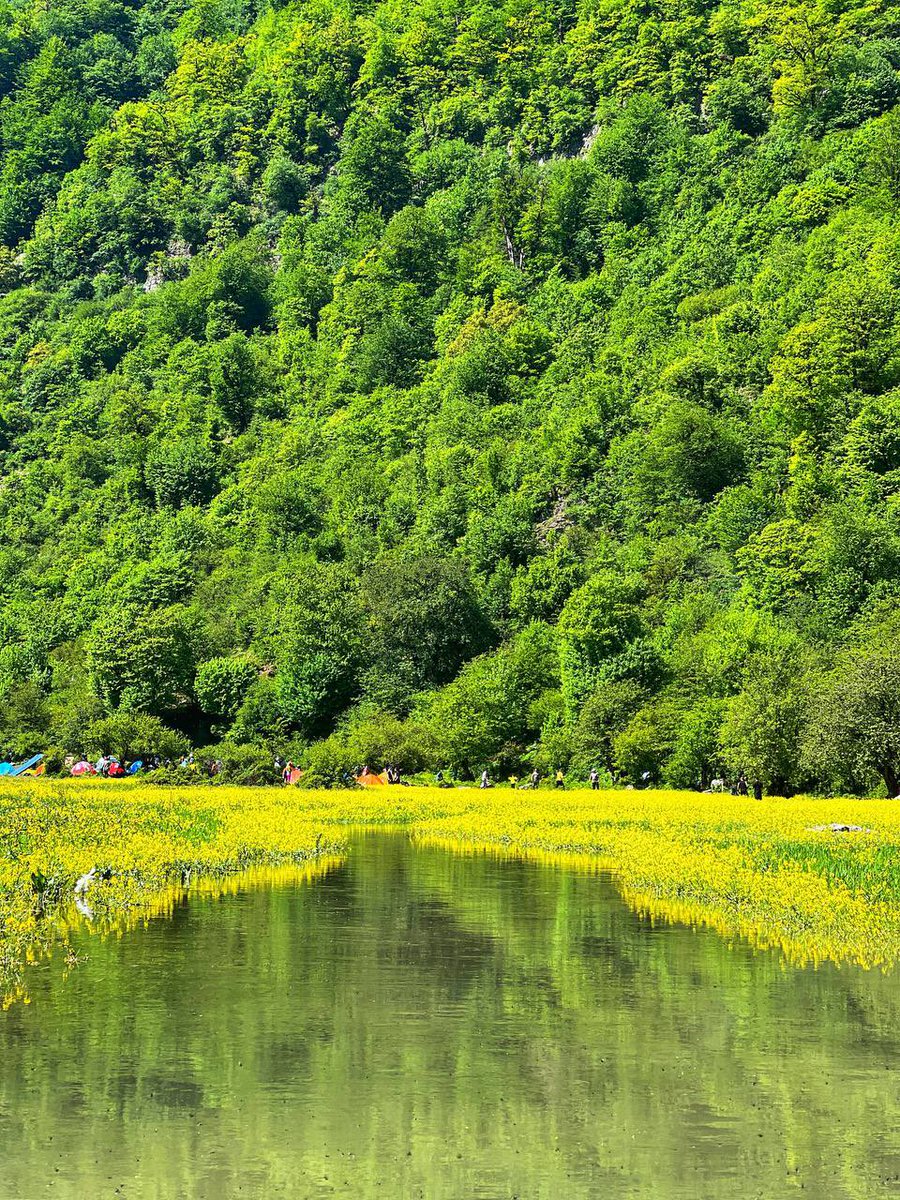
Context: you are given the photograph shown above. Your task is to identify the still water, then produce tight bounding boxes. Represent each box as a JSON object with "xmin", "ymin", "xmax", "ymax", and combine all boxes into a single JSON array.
[{"xmin": 1, "ymin": 832, "xmax": 899, "ymax": 1199}]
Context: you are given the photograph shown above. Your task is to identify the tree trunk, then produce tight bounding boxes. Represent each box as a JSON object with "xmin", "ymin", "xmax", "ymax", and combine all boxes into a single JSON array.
[{"xmin": 881, "ymin": 761, "xmax": 899, "ymax": 798}]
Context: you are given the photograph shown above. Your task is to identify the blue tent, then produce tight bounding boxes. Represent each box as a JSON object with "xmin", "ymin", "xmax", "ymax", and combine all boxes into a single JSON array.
[
  {"xmin": 0, "ymin": 753, "xmax": 43, "ymax": 777},
  {"xmin": 12, "ymin": 754, "xmax": 43, "ymax": 776}
]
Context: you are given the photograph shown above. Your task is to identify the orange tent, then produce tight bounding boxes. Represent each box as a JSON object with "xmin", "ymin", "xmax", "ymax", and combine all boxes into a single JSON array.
[{"xmin": 356, "ymin": 771, "xmax": 387, "ymax": 787}]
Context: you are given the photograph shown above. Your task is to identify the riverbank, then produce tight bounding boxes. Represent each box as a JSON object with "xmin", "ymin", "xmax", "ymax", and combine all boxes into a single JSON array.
[
  {"xmin": 3, "ymin": 781, "xmax": 900, "ymax": 1002},
  {"xmin": 0, "ymin": 781, "xmax": 347, "ymax": 1005},
  {"xmin": 307, "ymin": 785, "xmax": 900, "ymax": 969}
]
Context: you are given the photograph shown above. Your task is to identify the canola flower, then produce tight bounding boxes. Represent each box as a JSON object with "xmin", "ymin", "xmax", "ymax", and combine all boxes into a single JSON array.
[
  {"xmin": 281, "ymin": 786, "xmax": 900, "ymax": 970},
  {"xmin": 0, "ymin": 781, "xmax": 346, "ymax": 1005},
  {"xmin": 3, "ymin": 780, "xmax": 900, "ymax": 1004}
]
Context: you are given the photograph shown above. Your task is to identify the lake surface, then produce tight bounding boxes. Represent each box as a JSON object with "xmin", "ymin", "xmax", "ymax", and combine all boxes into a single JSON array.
[{"xmin": 1, "ymin": 832, "xmax": 899, "ymax": 1199}]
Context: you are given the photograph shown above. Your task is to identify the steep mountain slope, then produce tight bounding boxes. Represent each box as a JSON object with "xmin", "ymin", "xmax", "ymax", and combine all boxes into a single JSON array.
[{"xmin": 1, "ymin": 0, "xmax": 900, "ymax": 792}]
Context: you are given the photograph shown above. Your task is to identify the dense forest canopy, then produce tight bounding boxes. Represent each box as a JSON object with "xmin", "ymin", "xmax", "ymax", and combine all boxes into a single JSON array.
[{"xmin": 1, "ymin": 0, "xmax": 900, "ymax": 792}]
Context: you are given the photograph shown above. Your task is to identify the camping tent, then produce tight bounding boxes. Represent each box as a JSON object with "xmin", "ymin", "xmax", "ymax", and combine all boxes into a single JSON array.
[
  {"xmin": 0, "ymin": 754, "xmax": 44, "ymax": 777},
  {"xmin": 356, "ymin": 771, "xmax": 387, "ymax": 787}
]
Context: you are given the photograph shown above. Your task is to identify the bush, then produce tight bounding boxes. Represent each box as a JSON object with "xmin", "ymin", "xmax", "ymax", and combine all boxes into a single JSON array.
[
  {"xmin": 303, "ymin": 708, "xmax": 436, "ymax": 783},
  {"xmin": 83, "ymin": 711, "xmax": 189, "ymax": 763},
  {"xmin": 41, "ymin": 744, "xmax": 68, "ymax": 776},
  {"xmin": 144, "ymin": 765, "xmax": 208, "ymax": 787},
  {"xmin": 207, "ymin": 741, "xmax": 281, "ymax": 786}
]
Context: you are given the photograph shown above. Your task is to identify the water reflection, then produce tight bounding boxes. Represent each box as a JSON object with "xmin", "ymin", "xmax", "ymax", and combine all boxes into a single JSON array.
[{"xmin": 1, "ymin": 832, "xmax": 899, "ymax": 1198}]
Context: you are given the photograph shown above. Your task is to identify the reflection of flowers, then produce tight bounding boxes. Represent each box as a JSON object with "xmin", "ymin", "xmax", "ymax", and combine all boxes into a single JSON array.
[
  {"xmin": 4, "ymin": 781, "xmax": 900, "ymax": 1007},
  {"xmin": 1, "ymin": 781, "xmax": 346, "ymax": 1007}
]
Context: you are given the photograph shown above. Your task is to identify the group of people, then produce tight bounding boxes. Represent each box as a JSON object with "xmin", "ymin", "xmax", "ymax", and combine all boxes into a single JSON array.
[
  {"xmin": 68, "ymin": 751, "xmax": 202, "ymax": 777},
  {"xmin": 72, "ymin": 750, "xmax": 764, "ymax": 795},
  {"xmin": 94, "ymin": 755, "xmax": 127, "ymax": 777},
  {"xmin": 708, "ymin": 773, "xmax": 763, "ymax": 799},
  {"xmin": 351, "ymin": 763, "xmax": 406, "ymax": 784},
  {"xmin": 475, "ymin": 768, "xmax": 600, "ymax": 790},
  {"xmin": 469, "ymin": 767, "xmax": 761, "ymax": 792}
]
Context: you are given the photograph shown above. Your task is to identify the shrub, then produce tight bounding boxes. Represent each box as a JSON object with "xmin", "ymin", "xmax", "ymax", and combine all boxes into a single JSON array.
[
  {"xmin": 83, "ymin": 711, "xmax": 189, "ymax": 763},
  {"xmin": 207, "ymin": 741, "xmax": 281, "ymax": 786}
]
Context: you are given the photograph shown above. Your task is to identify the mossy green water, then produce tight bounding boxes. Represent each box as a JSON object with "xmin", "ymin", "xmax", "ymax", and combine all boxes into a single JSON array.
[{"xmin": 2, "ymin": 833, "xmax": 898, "ymax": 1198}]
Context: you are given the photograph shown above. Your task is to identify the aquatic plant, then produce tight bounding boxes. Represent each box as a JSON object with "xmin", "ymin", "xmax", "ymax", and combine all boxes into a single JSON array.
[
  {"xmin": 4, "ymin": 781, "xmax": 900, "ymax": 1003},
  {"xmin": 0, "ymin": 781, "xmax": 346, "ymax": 1005},
  {"xmin": 273, "ymin": 786, "xmax": 900, "ymax": 969}
]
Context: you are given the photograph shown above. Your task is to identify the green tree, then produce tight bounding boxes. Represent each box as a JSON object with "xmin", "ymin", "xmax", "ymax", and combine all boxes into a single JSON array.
[
  {"xmin": 264, "ymin": 565, "xmax": 365, "ymax": 735},
  {"xmin": 557, "ymin": 572, "xmax": 644, "ymax": 712},
  {"xmin": 417, "ymin": 623, "xmax": 559, "ymax": 771},
  {"xmin": 613, "ymin": 700, "xmax": 682, "ymax": 786},
  {"xmin": 86, "ymin": 605, "xmax": 199, "ymax": 715},
  {"xmin": 665, "ymin": 700, "xmax": 727, "ymax": 790},
  {"xmin": 0, "ymin": 682, "xmax": 51, "ymax": 758},
  {"xmin": 145, "ymin": 440, "xmax": 220, "ymax": 509},
  {"xmin": 84, "ymin": 711, "xmax": 188, "ymax": 762},
  {"xmin": 804, "ymin": 633, "xmax": 900, "ymax": 797},
  {"xmin": 568, "ymin": 680, "xmax": 645, "ymax": 777},
  {"xmin": 195, "ymin": 657, "xmax": 257, "ymax": 720},
  {"xmin": 362, "ymin": 556, "xmax": 492, "ymax": 709},
  {"xmin": 719, "ymin": 642, "xmax": 810, "ymax": 796},
  {"xmin": 229, "ymin": 678, "xmax": 289, "ymax": 745}
]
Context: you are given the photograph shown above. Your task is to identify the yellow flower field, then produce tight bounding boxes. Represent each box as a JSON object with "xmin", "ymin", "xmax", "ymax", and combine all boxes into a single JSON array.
[
  {"xmin": 298, "ymin": 785, "xmax": 900, "ymax": 970},
  {"xmin": 3, "ymin": 780, "xmax": 900, "ymax": 1004},
  {"xmin": 0, "ymin": 781, "xmax": 346, "ymax": 1006}
]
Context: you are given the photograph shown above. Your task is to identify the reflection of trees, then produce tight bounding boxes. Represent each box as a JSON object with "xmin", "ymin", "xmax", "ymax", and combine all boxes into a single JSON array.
[
  {"xmin": 1, "ymin": 835, "xmax": 898, "ymax": 1199},
  {"xmin": 406, "ymin": 841, "xmax": 900, "ymax": 1196}
]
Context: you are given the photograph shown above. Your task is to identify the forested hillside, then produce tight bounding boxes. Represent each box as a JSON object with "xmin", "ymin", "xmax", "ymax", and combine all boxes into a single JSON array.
[{"xmin": 1, "ymin": 0, "xmax": 899, "ymax": 792}]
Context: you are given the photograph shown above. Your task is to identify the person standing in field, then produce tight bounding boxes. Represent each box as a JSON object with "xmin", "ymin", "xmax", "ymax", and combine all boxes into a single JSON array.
[
  {"xmin": 530, "ymin": 768, "xmax": 540, "ymax": 789},
  {"xmin": 555, "ymin": 769, "xmax": 565, "ymax": 789},
  {"xmin": 480, "ymin": 769, "xmax": 490, "ymax": 789},
  {"xmin": 589, "ymin": 769, "xmax": 600, "ymax": 790},
  {"xmin": 282, "ymin": 760, "xmax": 294, "ymax": 785},
  {"xmin": 753, "ymin": 779, "xmax": 763, "ymax": 800}
]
